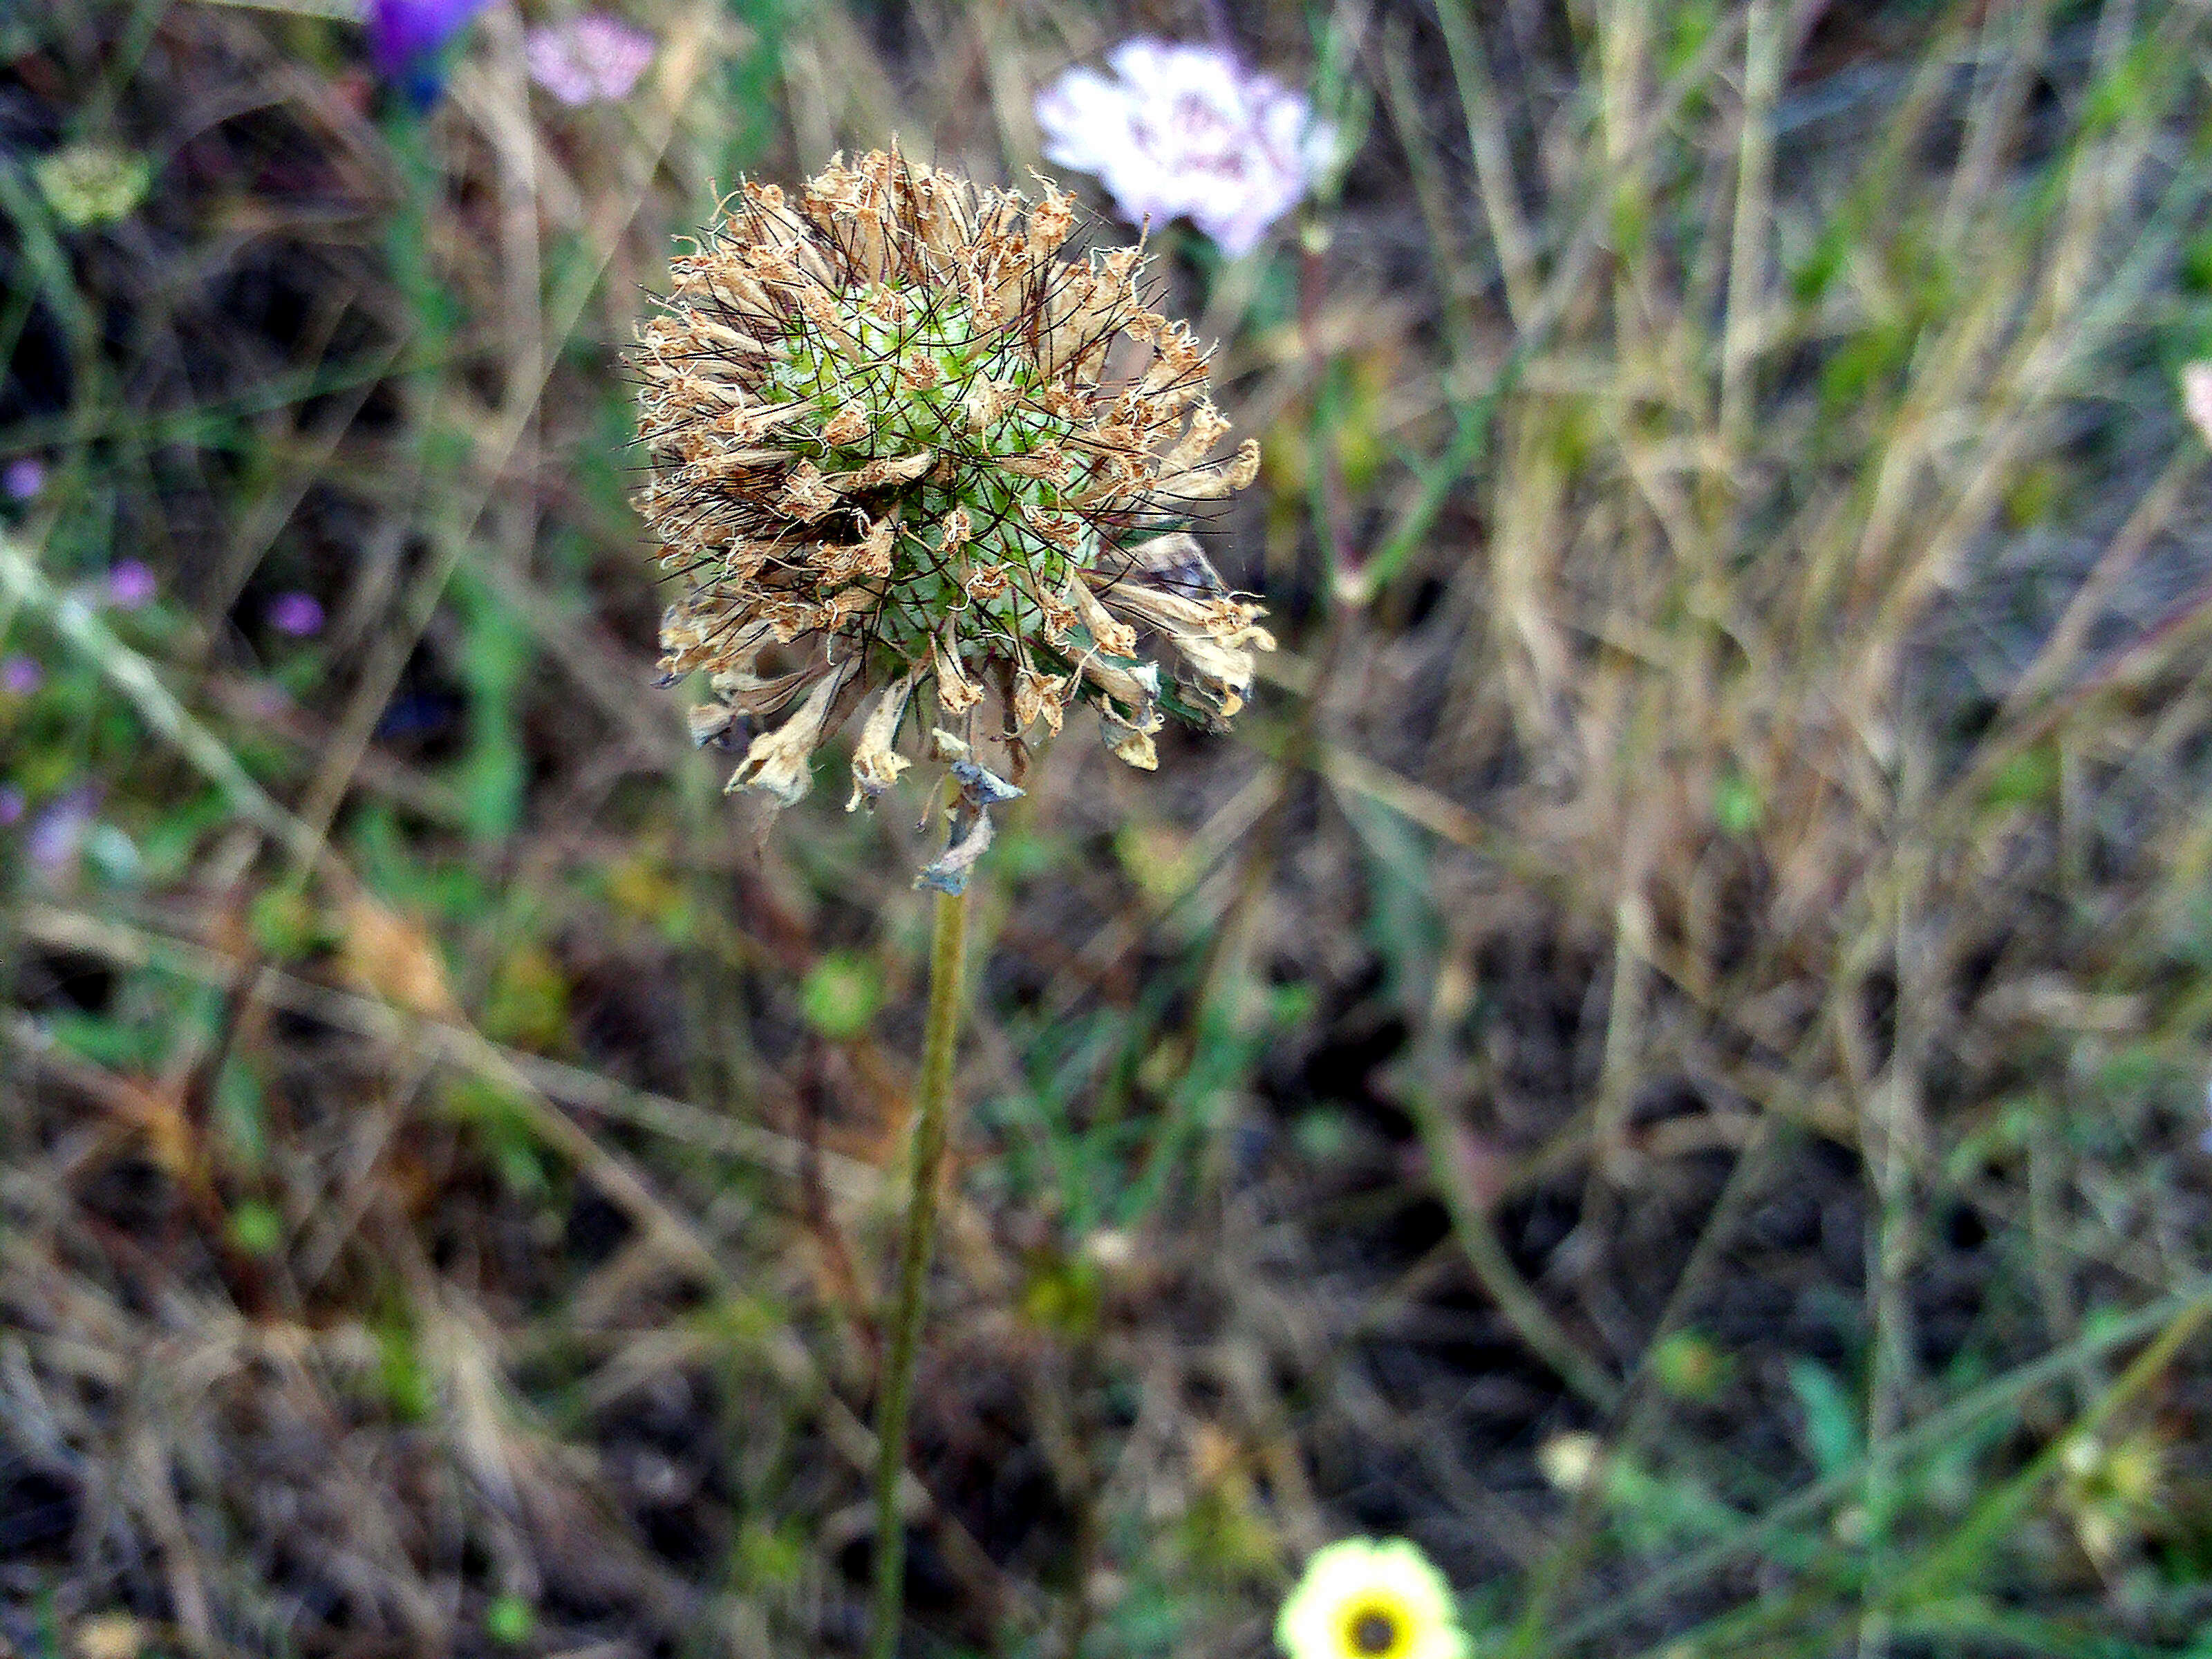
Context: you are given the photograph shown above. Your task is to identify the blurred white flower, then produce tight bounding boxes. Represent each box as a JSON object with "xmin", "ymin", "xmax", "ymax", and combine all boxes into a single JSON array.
[
  {"xmin": 2184, "ymin": 361, "xmax": 2212, "ymax": 449},
  {"xmin": 526, "ymin": 12, "xmax": 655, "ymax": 107},
  {"xmin": 1537, "ymin": 1430, "xmax": 1604, "ymax": 1494},
  {"xmin": 1035, "ymin": 38, "xmax": 1338, "ymax": 259}
]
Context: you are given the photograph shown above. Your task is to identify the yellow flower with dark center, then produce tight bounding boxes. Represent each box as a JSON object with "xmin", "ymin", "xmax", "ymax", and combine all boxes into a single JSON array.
[
  {"xmin": 632, "ymin": 148, "xmax": 1270, "ymax": 862},
  {"xmin": 1276, "ymin": 1538, "xmax": 1469, "ymax": 1659}
]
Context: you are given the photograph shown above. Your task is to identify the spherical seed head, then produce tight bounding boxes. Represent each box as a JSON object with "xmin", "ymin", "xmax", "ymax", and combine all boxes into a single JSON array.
[{"xmin": 633, "ymin": 148, "xmax": 1271, "ymax": 814}]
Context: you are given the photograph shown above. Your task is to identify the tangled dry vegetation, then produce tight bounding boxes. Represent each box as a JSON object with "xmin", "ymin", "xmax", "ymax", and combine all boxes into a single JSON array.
[{"xmin": 6, "ymin": 1, "xmax": 2212, "ymax": 1656}]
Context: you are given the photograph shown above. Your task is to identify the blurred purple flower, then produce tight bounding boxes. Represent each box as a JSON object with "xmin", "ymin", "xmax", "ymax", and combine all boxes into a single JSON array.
[
  {"xmin": 3, "ymin": 458, "xmax": 44, "ymax": 501},
  {"xmin": 527, "ymin": 13, "xmax": 656, "ymax": 106},
  {"xmin": 0, "ymin": 785, "xmax": 24, "ymax": 827},
  {"xmin": 2, "ymin": 655, "xmax": 42, "ymax": 696},
  {"xmin": 267, "ymin": 591, "xmax": 326, "ymax": 637},
  {"xmin": 1035, "ymin": 38, "xmax": 1338, "ymax": 259},
  {"xmin": 370, "ymin": 0, "xmax": 492, "ymax": 80},
  {"xmin": 106, "ymin": 560, "xmax": 156, "ymax": 610},
  {"xmin": 26, "ymin": 787, "xmax": 95, "ymax": 872}
]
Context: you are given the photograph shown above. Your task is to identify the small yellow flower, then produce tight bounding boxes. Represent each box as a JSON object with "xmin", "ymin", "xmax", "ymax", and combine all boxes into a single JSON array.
[{"xmin": 1275, "ymin": 1538, "xmax": 1469, "ymax": 1659}]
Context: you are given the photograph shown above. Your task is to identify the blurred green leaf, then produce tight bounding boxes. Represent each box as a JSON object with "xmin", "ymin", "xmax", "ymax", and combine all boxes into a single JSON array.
[
  {"xmin": 483, "ymin": 942, "xmax": 571, "ymax": 1053},
  {"xmin": 801, "ymin": 949, "xmax": 883, "ymax": 1042},
  {"xmin": 1019, "ymin": 1252, "xmax": 1103, "ymax": 1338},
  {"xmin": 214, "ymin": 1056, "xmax": 268, "ymax": 1171},
  {"xmin": 451, "ymin": 565, "xmax": 532, "ymax": 846},
  {"xmin": 2181, "ymin": 225, "xmax": 2212, "ymax": 294},
  {"xmin": 484, "ymin": 1595, "xmax": 534, "ymax": 1647},
  {"xmin": 375, "ymin": 1320, "xmax": 434, "ymax": 1424},
  {"xmin": 1983, "ymin": 743, "xmax": 2061, "ymax": 811},
  {"xmin": 1713, "ymin": 768, "xmax": 1763, "ymax": 836},
  {"xmin": 225, "ymin": 1198, "xmax": 283, "ymax": 1257},
  {"xmin": 442, "ymin": 1074, "xmax": 550, "ymax": 1196},
  {"xmin": 248, "ymin": 886, "xmax": 320, "ymax": 960},
  {"xmin": 1652, "ymin": 1329, "xmax": 1732, "ymax": 1403},
  {"xmin": 46, "ymin": 1009, "xmax": 165, "ymax": 1071},
  {"xmin": 1786, "ymin": 1358, "xmax": 1865, "ymax": 1479}
]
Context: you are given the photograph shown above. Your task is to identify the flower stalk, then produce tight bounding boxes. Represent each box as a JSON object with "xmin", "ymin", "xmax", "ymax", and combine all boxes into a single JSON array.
[{"xmin": 868, "ymin": 875, "xmax": 971, "ymax": 1659}]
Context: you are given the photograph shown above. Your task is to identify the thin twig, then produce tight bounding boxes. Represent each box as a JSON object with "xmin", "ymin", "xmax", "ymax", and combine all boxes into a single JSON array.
[{"xmin": 1403, "ymin": 1080, "xmax": 1623, "ymax": 1414}]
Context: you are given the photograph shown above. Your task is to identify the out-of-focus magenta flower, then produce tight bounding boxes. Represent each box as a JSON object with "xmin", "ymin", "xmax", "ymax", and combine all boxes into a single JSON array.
[
  {"xmin": 26, "ymin": 787, "xmax": 95, "ymax": 872},
  {"xmin": 371, "ymin": 0, "xmax": 493, "ymax": 82},
  {"xmin": 3, "ymin": 458, "xmax": 44, "ymax": 501},
  {"xmin": 267, "ymin": 592, "xmax": 326, "ymax": 637},
  {"xmin": 0, "ymin": 784, "xmax": 24, "ymax": 827},
  {"xmin": 527, "ymin": 13, "xmax": 657, "ymax": 106},
  {"xmin": 106, "ymin": 560, "xmax": 156, "ymax": 610},
  {"xmin": 1034, "ymin": 38, "xmax": 1338, "ymax": 259},
  {"xmin": 2, "ymin": 656, "xmax": 43, "ymax": 696}
]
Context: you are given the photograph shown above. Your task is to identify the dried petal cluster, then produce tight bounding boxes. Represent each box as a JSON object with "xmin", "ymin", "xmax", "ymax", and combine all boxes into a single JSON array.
[{"xmin": 633, "ymin": 149, "xmax": 1270, "ymax": 835}]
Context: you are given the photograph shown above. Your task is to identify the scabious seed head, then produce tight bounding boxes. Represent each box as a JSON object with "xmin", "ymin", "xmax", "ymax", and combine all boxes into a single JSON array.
[{"xmin": 632, "ymin": 149, "xmax": 1271, "ymax": 846}]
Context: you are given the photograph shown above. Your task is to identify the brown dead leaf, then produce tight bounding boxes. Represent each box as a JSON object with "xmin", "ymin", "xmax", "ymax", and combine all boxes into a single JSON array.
[{"xmin": 336, "ymin": 894, "xmax": 459, "ymax": 1020}]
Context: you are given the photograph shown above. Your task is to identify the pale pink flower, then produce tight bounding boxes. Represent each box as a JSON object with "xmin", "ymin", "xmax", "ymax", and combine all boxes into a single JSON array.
[
  {"xmin": 526, "ymin": 13, "xmax": 655, "ymax": 107},
  {"xmin": 1034, "ymin": 38, "xmax": 1337, "ymax": 259}
]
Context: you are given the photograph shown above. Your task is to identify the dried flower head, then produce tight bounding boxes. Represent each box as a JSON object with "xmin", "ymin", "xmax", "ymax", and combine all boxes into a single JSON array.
[
  {"xmin": 1035, "ymin": 39, "xmax": 1338, "ymax": 259},
  {"xmin": 634, "ymin": 149, "xmax": 1271, "ymax": 873}
]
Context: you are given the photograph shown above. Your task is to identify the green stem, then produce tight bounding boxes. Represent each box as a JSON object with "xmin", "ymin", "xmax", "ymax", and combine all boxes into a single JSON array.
[{"xmin": 867, "ymin": 881, "xmax": 972, "ymax": 1659}]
